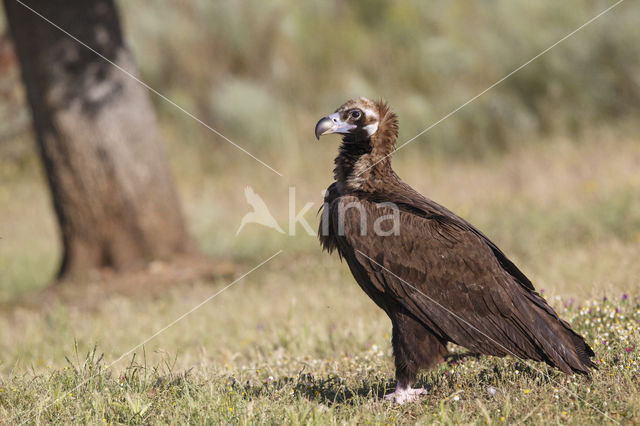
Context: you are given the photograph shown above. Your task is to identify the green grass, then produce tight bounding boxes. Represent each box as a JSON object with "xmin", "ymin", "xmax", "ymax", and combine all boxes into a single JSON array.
[{"xmin": 0, "ymin": 273, "xmax": 637, "ymax": 424}]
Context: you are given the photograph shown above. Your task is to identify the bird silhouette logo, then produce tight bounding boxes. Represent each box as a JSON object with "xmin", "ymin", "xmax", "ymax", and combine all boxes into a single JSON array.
[{"xmin": 236, "ymin": 186, "xmax": 285, "ymax": 235}]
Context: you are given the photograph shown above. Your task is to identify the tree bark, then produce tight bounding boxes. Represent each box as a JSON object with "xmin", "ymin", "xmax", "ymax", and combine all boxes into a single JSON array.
[{"xmin": 3, "ymin": 0, "xmax": 196, "ymax": 281}]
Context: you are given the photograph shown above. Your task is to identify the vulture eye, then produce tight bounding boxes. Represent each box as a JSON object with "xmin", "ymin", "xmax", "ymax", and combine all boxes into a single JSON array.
[{"xmin": 350, "ymin": 110, "xmax": 362, "ymax": 120}]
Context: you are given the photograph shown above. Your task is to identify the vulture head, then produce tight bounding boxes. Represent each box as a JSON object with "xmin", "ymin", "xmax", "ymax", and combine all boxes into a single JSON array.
[
  {"xmin": 315, "ymin": 98, "xmax": 399, "ymax": 187},
  {"xmin": 315, "ymin": 97, "xmax": 381, "ymax": 140}
]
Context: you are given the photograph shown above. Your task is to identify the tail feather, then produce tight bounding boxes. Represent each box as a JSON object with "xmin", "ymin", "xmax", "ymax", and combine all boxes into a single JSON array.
[
  {"xmin": 520, "ymin": 294, "xmax": 596, "ymax": 375},
  {"xmin": 566, "ymin": 331, "xmax": 597, "ymax": 373}
]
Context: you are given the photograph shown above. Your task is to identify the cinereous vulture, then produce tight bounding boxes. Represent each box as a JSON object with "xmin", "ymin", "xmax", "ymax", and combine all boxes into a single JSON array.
[{"xmin": 315, "ymin": 97, "xmax": 594, "ymax": 404}]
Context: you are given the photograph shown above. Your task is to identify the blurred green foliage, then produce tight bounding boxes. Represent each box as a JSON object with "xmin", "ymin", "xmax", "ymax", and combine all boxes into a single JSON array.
[
  {"xmin": 118, "ymin": 0, "xmax": 639, "ymax": 158},
  {"xmin": 1, "ymin": 0, "xmax": 637, "ymax": 164}
]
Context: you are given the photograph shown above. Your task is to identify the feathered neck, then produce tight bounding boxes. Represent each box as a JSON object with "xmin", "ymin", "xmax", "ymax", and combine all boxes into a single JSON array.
[
  {"xmin": 333, "ymin": 101, "xmax": 399, "ymax": 192},
  {"xmin": 370, "ymin": 101, "xmax": 399, "ymax": 157}
]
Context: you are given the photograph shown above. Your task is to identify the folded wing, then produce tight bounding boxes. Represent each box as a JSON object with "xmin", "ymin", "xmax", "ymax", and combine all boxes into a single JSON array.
[{"xmin": 329, "ymin": 194, "xmax": 595, "ymax": 374}]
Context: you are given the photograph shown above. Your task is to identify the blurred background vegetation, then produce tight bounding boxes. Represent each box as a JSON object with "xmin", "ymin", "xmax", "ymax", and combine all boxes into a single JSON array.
[
  {"xmin": 0, "ymin": 0, "xmax": 639, "ymax": 299},
  {"xmin": 123, "ymin": 0, "xmax": 639, "ymax": 157}
]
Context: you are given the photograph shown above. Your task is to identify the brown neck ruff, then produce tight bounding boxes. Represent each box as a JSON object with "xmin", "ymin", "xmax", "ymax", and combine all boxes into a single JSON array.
[{"xmin": 333, "ymin": 100, "xmax": 399, "ymax": 192}]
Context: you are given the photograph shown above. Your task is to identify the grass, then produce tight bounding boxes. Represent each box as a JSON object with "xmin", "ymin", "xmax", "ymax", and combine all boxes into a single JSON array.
[
  {"xmin": 0, "ymin": 274, "xmax": 637, "ymax": 423},
  {"xmin": 1, "ymin": 134, "xmax": 639, "ymax": 423}
]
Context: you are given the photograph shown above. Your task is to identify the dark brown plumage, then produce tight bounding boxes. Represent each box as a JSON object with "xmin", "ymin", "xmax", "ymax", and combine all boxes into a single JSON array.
[{"xmin": 315, "ymin": 98, "xmax": 595, "ymax": 403}]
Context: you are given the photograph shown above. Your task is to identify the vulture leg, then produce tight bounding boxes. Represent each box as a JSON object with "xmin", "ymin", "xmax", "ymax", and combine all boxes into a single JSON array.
[{"xmin": 385, "ymin": 309, "xmax": 448, "ymax": 404}]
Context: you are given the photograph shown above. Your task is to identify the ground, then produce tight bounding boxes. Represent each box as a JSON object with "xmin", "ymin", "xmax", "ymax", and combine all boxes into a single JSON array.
[{"xmin": 0, "ymin": 135, "xmax": 639, "ymax": 424}]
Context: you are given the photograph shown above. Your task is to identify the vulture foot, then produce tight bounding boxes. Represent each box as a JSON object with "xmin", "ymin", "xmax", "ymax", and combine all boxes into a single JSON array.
[{"xmin": 384, "ymin": 384, "xmax": 427, "ymax": 404}]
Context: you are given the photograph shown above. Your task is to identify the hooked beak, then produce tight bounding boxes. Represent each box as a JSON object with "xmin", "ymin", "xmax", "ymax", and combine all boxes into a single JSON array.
[{"xmin": 314, "ymin": 112, "xmax": 356, "ymax": 140}]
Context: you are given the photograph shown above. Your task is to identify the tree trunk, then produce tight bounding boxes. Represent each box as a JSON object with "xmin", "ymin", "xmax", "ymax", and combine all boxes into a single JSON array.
[{"xmin": 3, "ymin": 0, "xmax": 196, "ymax": 281}]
